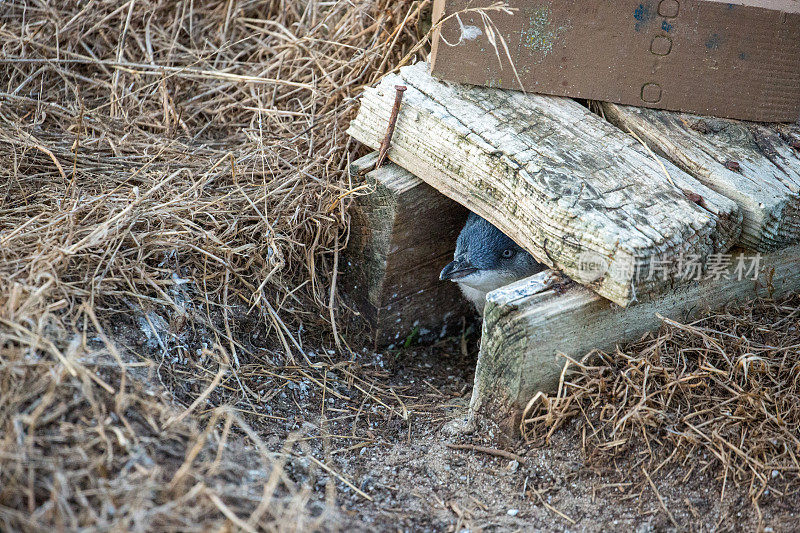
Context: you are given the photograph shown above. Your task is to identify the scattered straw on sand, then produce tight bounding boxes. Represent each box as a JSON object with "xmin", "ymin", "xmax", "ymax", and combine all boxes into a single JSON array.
[
  {"xmin": 0, "ymin": 337, "xmax": 332, "ymax": 532},
  {"xmin": 522, "ymin": 294, "xmax": 800, "ymax": 514}
]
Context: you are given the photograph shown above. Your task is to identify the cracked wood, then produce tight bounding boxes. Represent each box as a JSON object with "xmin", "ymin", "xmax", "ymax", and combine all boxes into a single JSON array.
[
  {"xmin": 347, "ymin": 62, "xmax": 741, "ymax": 307},
  {"xmin": 341, "ymin": 152, "xmax": 472, "ymax": 348},
  {"xmin": 602, "ymin": 103, "xmax": 800, "ymax": 252},
  {"xmin": 471, "ymin": 245, "xmax": 800, "ymax": 432}
]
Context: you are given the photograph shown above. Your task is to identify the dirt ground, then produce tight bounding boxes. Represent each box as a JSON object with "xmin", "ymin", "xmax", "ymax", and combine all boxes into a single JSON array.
[{"xmin": 111, "ymin": 307, "xmax": 799, "ymax": 533}]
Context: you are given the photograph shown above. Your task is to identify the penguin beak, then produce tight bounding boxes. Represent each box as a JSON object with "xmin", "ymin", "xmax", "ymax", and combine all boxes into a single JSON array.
[{"xmin": 440, "ymin": 259, "xmax": 478, "ymax": 281}]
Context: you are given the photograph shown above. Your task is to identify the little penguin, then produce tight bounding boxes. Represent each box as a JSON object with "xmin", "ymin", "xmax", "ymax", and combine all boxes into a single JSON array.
[{"xmin": 440, "ymin": 213, "xmax": 545, "ymax": 315}]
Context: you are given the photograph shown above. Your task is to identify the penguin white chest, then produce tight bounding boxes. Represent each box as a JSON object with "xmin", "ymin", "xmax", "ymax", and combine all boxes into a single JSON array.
[{"xmin": 457, "ymin": 283, "xmax": 488, "ymax": 316}]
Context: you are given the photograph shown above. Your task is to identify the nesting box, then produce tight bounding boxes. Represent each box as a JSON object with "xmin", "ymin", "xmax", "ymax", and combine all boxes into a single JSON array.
[{"xmin": 345, "ymin": 62, "xmax": 800, "ymax": 431}]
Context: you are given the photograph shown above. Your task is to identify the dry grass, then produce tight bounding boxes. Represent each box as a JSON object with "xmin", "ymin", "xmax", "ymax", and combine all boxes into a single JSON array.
[
  {"xmin": 0, "ymin": 338, "xmax": 331, "ymax": 532},
  {"xmin": 0, "ymin": 0, "xmax": 432, "ymax": 530},
  {"xmin": 522, "ymin": 294, "xmax": 800, "ymax": 516},
  {"xmin": 0, "ymin": 0, "xmax": 433, "ymax": 349}
]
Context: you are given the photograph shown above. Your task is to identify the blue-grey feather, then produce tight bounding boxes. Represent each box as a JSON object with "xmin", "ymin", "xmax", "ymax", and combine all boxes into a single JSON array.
[
  {"xmin": 446, "ymin": 213, "xmax": 545, "ymax": 314},
  {"xmin": 455, "ymin": 213, "xmax": 533, "ymax": 272}
]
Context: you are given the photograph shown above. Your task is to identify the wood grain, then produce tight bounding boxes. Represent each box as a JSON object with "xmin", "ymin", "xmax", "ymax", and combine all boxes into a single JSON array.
[
  {"xmin": 348, "ymin": 62, "xmax": 742, "ymax": 306},
  {"xmin": 603, "ymin": 103, "xmax": 800, "ymax": 252},
  {"xmin": 470, "ymin": 245, "xmax": 800, "ymax": 432},
  {"xmin": 341, "ymin": 152, "xmax": 472, "ymax": 348}
]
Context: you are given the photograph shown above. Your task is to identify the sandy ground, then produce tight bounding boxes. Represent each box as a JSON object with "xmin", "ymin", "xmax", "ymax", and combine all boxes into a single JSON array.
[{"xmin": 113, "ymin": 311, "xmax": 799, "ymax": 532}]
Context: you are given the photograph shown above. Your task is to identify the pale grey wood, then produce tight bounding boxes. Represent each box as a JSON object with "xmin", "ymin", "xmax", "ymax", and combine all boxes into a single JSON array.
[
  {"xmin": 470, "ymin": 244, "xmax": 800, "ymax": 432},
  {"xmin": 348, "ymin": 62, "xmax": 742, "ymax": 307},
  {"xmin": 602, "ymin": 103, "xmax": 800, "ymax": 252},
  {"xmin": 342, "ymin": 153, "xmax": 472, "ymax": 348}
]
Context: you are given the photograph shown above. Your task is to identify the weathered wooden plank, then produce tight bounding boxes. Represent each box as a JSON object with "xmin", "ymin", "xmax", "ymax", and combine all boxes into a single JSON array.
[
  {"xmin": 348, "ymin": 62, "xmax": 742, "ymax": 307},
  {"xmin": 470, "ymin": 245, "xmax": 800, "ymax": 432},
  {"xmin": 341, "ymin": 152, "xmax": 473, "ymax": 348},
  {"xmin": 602, "ymin": 103, "xmax": 800, "ymax": 252}
]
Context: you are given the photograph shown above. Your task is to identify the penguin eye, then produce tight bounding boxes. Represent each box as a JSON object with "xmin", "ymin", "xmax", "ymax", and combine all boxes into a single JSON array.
[{"xmin": 501, "ymin": 248, "xmax": 514, "ymax": 258}]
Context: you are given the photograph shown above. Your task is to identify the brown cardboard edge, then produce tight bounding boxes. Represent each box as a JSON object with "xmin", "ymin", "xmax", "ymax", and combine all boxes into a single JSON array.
[
  {"xmin": 429, "ymin": 0, "xmax": 447, "ymax": 74},
  {"xmin": 427, "ymin": 0, "xmax": 800, "ymax": 123}
]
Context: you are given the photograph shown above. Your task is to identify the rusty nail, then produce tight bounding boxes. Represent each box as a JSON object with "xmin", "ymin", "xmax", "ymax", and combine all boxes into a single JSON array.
[
  {"xmin": 375, "ymin": 85, "xmax": 407, "ymax": 169},
  {"xmin": 724, "ymin": 160, "xmax": 741, "ymax": 172}
]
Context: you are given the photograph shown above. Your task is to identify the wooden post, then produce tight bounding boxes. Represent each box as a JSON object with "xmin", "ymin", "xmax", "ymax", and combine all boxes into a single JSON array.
[
  {"xmin": 470, "ymin": 245, "xmax": 800, "ymax": 433},
  {"xmin": 341, "ymin": 153, "xmax": 473, "ymax": 348},
  {"xmin": 602, "ymin": 103, "xmax": 800, "ymax": 252},
  {"xmin": 348, "ymin": 62, "xmax": 742, "ymax": 307}
]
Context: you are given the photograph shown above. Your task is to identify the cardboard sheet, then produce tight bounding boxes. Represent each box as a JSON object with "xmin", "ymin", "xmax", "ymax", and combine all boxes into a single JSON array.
[{"xmin": 430, "ymin": 0, "xmax": 800, "ymax": 122}]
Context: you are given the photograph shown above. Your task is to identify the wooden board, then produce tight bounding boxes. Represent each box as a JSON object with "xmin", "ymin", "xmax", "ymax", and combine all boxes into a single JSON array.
[
  {"xmin": 348, "ymin": 62, "xmax": 742, "ymax": 307},
  {"xmin": 341, "ymin": 152, "xmax": 473, "ymax": 348},
  {"xmin": 470, "ymin": 245, "xmax": 800, "ymax": 432},
  {"xmin": 602, "ymin": 103, "xmax": 800, "ymax": 252}
]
